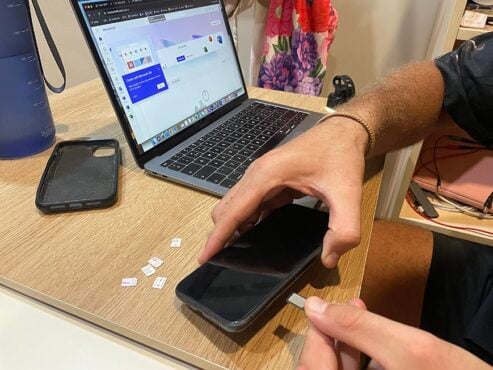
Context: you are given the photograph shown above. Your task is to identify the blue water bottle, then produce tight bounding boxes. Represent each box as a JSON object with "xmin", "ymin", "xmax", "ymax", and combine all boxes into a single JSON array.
[{"xmin": 0, "ymin": 0, "xmax": 65, "ymax": 158}]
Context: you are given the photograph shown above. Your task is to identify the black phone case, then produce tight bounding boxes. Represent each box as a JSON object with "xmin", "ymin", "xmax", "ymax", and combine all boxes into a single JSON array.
[
  {"xmin": 35, "ymin": 139, "xmax": 120, "ymax": 213},
  {"xmin": 176, "ymin": 204, "xmax": 329, "ymax": 332}
]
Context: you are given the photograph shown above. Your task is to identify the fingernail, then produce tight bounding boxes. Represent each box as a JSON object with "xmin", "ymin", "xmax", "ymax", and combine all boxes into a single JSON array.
[{"xmin": 305, "ymin": 297, "xmax": 328, "ymax": 315}]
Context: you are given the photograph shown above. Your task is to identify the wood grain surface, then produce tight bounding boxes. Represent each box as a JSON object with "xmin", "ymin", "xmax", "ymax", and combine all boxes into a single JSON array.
[{"xmin": 0, "ymin": 80, "xmax": 383, "ymax": 370}]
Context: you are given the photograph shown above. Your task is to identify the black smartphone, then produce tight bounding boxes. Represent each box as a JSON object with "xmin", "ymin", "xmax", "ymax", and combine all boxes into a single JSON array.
[{"xmin": 176, "ymin": 204, "xmax": 329, "ymax": 332}]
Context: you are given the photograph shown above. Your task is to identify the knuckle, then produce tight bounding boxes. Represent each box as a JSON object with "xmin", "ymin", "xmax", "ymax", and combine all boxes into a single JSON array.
[
  {"xmin": 336, "ymin": 230, "xmax": 361, "ymax": 248},
  {"xmin": 211, "ymin": 206, "xmax": 223, "ymax": 223},
  {"xmin": 332, "ymin": 306, "xmax": 365, "ymax": 332},
  {"xmin": 250, "ymin": 156, "xmax": 270, "ymax": 173},
  {"xmin": 230, "ymin": 212, "xmax": 245, "ymax": 227},
  {"xmin": 252, "ymin": 150, "xmax": 281, "ymax": 171}
]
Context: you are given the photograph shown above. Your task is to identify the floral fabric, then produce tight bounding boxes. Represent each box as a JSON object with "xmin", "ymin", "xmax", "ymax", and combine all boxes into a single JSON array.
[{"xmin": 257, "ymin": 0, "xmax": 338, "ymax": 96}]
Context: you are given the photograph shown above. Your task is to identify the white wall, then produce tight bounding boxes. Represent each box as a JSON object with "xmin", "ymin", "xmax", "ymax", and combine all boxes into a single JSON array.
[
  {"xmin": 233, "ymin": 0, "xmax": 445, "ymax": 93},
  {"xmin": 33, "ymin": 0, "xmax": 444, "ymax": 92},
  {"xmin": 325, "ymin": 0, "xmax": 444, "ymax": 92},
  {"xmin": 31, "ymin": 0, "xmax": 98, "ymax": 90}
]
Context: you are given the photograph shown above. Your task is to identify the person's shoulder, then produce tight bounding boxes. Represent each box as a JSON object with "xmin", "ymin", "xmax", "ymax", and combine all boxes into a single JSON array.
[
  {"xmin": 434, "ymin": 31, "xmax": 493, "ymax": 146},
  {"xmin": 436, "ymin": 31, "xmax": 493, "ymax": 62},
  {"xmin": 470, "ymin": 31, "xmax": 493, "ymax": 43},
  {"xmin": 459, "ymin": 31, "xmax": 493, "ymax": 56}
]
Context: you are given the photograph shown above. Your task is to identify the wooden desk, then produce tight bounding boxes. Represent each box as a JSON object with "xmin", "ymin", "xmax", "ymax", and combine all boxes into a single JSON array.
[{"xmin": 0, "ymin": 80, "xmax": 383, "ymax": 370}]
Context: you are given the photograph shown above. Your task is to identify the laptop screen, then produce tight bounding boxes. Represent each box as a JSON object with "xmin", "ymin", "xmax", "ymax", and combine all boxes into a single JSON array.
[{"xmin": 77, "ymin": 0, "xmax": 245, "ymax": 154}]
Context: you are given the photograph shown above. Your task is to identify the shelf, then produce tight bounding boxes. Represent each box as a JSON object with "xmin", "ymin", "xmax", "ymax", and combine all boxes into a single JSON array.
[
  {"xmin": 457, "ymin": 25, "xmax": 493, "ymax": 40},
  {"xmin": 399, "ymin": 200, "xmax": 493, "ymax": 247}
]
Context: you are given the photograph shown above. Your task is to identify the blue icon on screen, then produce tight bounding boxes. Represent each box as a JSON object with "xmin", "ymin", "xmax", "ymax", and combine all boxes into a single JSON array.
[{"xmin": 217, "ymin": 35, "xmax": 223, "ymax": 44}]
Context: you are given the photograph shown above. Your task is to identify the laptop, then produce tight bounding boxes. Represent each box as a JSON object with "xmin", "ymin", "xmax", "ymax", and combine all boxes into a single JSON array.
[{"xmin": 70, "ymin": 0, "xmax": 324, "ymax": 196}]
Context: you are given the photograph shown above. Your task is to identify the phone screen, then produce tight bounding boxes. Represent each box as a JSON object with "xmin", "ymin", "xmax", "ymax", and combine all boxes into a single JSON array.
[{"xmin": 176, "ymin": 204, "xmax": 328, "ymax": 330}]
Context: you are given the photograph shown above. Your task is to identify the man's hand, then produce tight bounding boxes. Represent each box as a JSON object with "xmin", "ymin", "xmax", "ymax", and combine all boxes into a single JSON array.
[
  {"xmin": 199, "ymin": 117, "xmax": 369, "ymax": 268},
  {"xmin": 298, "ymin": 297, "xmax": 491, "ymax": 370},
  {"xmin": 200, "ymin": 62, "xmax": 446, "ymax": 268}
]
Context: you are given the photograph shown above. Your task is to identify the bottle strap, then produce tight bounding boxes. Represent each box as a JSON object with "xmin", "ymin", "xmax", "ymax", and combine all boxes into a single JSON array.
[{"xmin": 30, "ymin": 0, "xmax": 66, "ymax": 94}]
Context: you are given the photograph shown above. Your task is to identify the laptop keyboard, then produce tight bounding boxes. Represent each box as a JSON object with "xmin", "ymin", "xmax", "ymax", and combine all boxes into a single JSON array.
[{"xmin": 160, "ymin": 102, "xmax": 308, "ymax": 189}]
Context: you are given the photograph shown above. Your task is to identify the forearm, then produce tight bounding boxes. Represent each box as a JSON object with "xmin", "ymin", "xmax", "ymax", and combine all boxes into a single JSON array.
[{"xmin": 325, "ymin": 61, "xmax": 446, "ymax": 157}]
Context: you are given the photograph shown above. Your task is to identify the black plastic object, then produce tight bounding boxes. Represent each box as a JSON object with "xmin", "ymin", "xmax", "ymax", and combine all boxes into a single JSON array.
[
  {"xmin": 36, "ymin": 139, "xmax": 120, "ymax": 213},
  {"xmin": 408, "ymin": 181, "xmax": 439, "ymax": 219},
  {"xmin": 327, "ymin": 75, "xmax": 356, "ymax": 108},
  {"xmin": 176, "ymin": 204, "xmax": 328, "ymax": 332}
]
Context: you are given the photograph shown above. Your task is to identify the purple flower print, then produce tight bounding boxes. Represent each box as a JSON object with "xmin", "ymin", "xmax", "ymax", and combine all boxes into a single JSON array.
[
  {"xmin": 294, "ymin": 76, "xmax": 322, "ymax": 96},
  {"xmin": 258, "ymin": 53, "xmax": 303, "ymax": 92},
  {"xmin": 292, "ymin": 29, "xmax": 318, "ymax": 72}
]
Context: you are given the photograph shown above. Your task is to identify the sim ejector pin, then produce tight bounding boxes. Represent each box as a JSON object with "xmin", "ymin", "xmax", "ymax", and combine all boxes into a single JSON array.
[{"xmin": 287, "ymin": 293, "xmax": 306, "ymax": 310}]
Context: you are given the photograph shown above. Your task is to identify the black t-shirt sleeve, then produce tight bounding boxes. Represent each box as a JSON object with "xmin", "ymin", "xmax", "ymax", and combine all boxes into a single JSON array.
[{"xmin": 435, "ymin": 32, "xmax": 493, "ymax": 146}]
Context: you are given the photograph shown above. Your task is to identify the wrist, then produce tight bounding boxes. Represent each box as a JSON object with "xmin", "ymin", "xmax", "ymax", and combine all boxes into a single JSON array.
[{"xmin": 320, "ymin": 116, "xmax": 371, "ymax": 156}]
